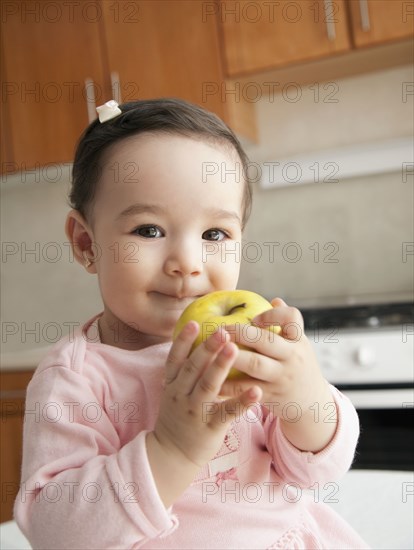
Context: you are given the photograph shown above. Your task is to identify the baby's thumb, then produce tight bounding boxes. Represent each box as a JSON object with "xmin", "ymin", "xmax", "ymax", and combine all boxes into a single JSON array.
[{"xmin": 217, "ymin": 386, "xmax": 262, "ymax": 425}]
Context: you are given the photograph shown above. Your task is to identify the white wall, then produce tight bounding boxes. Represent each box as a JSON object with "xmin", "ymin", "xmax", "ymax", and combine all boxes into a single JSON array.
[
  {"xmin": 238, "ymin": 64, "xmax": 413, "ymax": 305},
  {"xmin": 1, "ymin": 169, "xmax": 103, "ymax": 354}
]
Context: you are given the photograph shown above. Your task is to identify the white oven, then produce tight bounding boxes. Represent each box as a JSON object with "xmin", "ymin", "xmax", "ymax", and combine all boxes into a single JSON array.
[{"xmin": 304, "ymin": 302, "xmax": 414, "ymax": 471}]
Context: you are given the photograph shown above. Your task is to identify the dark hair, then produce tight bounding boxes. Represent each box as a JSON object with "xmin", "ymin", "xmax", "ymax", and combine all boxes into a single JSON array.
[{"xmin": 70, "ymin": 98, "xmax": 252, "ymax": 228}]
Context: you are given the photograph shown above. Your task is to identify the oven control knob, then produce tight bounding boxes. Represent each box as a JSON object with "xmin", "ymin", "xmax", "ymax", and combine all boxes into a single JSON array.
[{"xmin": 355, "ymin": 346, "xmax": 376, "ymax": 367}]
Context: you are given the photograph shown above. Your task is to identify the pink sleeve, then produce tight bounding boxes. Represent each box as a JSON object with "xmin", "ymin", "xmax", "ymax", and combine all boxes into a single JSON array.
[
  {"xmin": 13, "ymin": 366, "xmax": 177, "ymax": 549},
  {"xmin": 263, "ymin": 385, "xmax": 360, "ymax": 487}
]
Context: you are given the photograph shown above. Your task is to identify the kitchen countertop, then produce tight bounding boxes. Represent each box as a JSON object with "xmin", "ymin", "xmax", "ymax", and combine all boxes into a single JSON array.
[
  {"xmin": 327, "ymin": 469, "xmax": 414, "ymax": 549},
  {"xmin": 0, "ymin": 347, "xmax": 51, "ymax": 372}
]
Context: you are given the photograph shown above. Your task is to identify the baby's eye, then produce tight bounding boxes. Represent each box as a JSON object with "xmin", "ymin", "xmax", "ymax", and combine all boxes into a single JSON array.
[
  {"xmin": 133, "ymin": 225, "xmax": 164, "ymax": 238},
  {"xmin": 202, "ymin": 228, "xmax": 228, "ymax": 241}
]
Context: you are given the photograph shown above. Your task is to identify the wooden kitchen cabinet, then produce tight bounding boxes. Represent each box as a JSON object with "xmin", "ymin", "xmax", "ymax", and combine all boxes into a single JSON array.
[
  {"xmin": 347, "ymin": 0, "xmax": 414, "ymax": 47},
  {"xmin": 218, "ymin": 0, "xmax": 413, "ymax": 77},
  {"xmin": 0, "ymin": 370, "xmax": 34, "ymax": 523},
  {"xmin": 0, "ymin": 48, "xmax": 12, "ymax": 167},
  {"xmin": 0, "ymin": 2, "xmax": 106, "ymax": 170},
  {"xmin": 101, "ymin": 0, "xmax": 228, "ymax": 124},
  {"xmin": 2, "ymin": 1, "xmax": 412, "ymax": 174},
  {"xmin": 219, "ymin": 0, "xmax": 352, "ymax": 77},
  {"xmin": 1, "ymin": 0, "xmax": 252, "ymax": 174},
  {"xmin": 100, "ymin": 0, "xmax": 255, "ymax": 139}
]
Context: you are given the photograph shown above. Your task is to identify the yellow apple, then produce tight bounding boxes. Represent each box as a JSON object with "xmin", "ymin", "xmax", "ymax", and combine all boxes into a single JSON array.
[{"xmin": 173, "ymin": 290, "xmax": 281, "ymax": 379}]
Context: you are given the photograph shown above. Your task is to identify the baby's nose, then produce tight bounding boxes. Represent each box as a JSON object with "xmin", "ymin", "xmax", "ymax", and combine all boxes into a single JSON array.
[{"xmin": 164, "ymin": 241, "xmax": 203, "ymax": 277}]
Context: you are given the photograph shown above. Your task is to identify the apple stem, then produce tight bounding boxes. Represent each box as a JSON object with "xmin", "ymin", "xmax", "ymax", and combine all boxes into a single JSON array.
[{"xmin": 228, "ymin": 302, "xmax": 247, "ymax": 315}]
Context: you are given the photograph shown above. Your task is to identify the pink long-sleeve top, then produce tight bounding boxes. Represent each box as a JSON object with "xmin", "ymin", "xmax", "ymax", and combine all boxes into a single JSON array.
[{"xmin": 14, "ymin": 313, "xmax": 369, "ymax": 549}]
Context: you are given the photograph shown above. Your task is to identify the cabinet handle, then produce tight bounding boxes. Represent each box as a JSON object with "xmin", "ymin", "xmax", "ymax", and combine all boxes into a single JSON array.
[
  {"xmin": 84, "ymin": 78, "xmax": 96, "ymax": 123},
  {"xmin": 324, "ymin": 0, "xmax": 336, "ymax": 41},
  {"xmin": 111, "ymin": 72, "xmax": 122, "ymax": 104},
  {"xmin": 359, "ymin": 0, "xmax": 371, "ymax": 32}
]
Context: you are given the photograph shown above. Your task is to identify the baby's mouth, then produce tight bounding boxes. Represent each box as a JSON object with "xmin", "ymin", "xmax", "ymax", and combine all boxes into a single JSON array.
[
  {"xmin": 151, "ymin": 292, "xmax": 202, "ymax": 307},
  {"xmin": 153, "ymin": 291, "xmax": 202, "ymax": 300}
]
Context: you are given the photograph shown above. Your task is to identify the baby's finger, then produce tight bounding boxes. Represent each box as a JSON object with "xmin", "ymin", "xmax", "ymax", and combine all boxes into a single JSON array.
[
  {"xmin": 252, "ymin": 304, "xmax": 304, "ymax": 340},
  {"xmin": 165, "ymin": 321, "xmax": 200, "ymax": 384},
  {"xmin": 220, "ymin": 375, "xmax": 270, "ymax": 401},
  {"xmin": 192, "ymin": 341, "xmax": 238, "ymax": 402},
  {"xmin": 176, "ymin": 328, "xmax": 230, "ymax": 394},
  {"xmin": 270, "ymin": 297, "xmax": 287, "ymax": 307},
  {"xmin": 209, "ymin": 386, "xmax": 263, "ymax": 428},
  {"xmin": 225, "ymin": 324, "xmax": 292, "ymax": 361},
  {"xmin": 228, "ymin": 347, "xmax": 284, "ymax": 382}
]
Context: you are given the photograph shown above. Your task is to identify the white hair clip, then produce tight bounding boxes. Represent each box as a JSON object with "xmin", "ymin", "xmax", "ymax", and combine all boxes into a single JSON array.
[{"xmin": 96, "ymin": 100, "xmax": 122, "ymax": 123}]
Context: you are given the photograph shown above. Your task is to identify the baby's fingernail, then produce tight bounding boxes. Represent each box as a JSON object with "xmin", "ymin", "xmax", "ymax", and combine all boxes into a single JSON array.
[
  {"xmin": 222, "ymin": 343, "xmax": 234, "ymax": 356},
  {"xmin": 248, "ymin": 387, "xmax": 259, "ymax": 399},
  {"xmin": 185, "ymin": 321, "xmax": 197, "ymax": 334}
]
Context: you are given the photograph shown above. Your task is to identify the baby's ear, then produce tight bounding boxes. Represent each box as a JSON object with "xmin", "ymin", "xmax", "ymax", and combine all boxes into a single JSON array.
[{"xmin": 65, "ymin": 209, "xmax": 97, "ymax": 273}]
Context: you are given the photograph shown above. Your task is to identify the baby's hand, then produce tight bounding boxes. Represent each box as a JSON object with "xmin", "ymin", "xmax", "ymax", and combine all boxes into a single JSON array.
[
  {"xmin": 220, "ymin": 298, "xmax": 337, "ymax": 452},
  {"xmin": 152, "ymin": 322, "xmax": 262, "ymax": 469}
]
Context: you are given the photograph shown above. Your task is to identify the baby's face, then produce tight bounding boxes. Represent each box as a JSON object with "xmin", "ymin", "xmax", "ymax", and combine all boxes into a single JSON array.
[{"xmin": 89, "ymin": 133, "xmax": 244, "ymax": 349}]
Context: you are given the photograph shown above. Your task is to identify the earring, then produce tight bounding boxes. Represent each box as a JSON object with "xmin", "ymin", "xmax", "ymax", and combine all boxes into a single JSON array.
[{"xmin": 84, "ymin": 256, "xmax": 93, "ymax": 268}]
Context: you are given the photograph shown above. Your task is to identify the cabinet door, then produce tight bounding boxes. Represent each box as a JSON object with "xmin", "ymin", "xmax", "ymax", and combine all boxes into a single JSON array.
[
  {"xmin": 0, "ymin": 48, "xmax": 13, "ymax": 168},
  {"xmin": 0, "ymin": 370, "xmax": 34, "ymax": 522},
  {"xmin": 348, "ymin": 0, "xmax": 414, "ymax": 47},
  {"xmin": 101, "ymin": 0, "xmax": 227, "ymax": 121},
  {"xmin": 1, "ymin": 0, "xmax": 106, "ymax": 170},
  {"xmin": 219, "ymin": 0, "xmax": 351, "ymax": 77}
]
